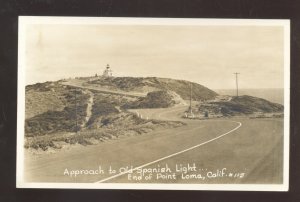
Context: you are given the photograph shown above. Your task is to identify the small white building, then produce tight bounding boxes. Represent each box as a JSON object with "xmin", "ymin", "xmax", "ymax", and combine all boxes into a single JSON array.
[{"xmin": 103, "ymin": 64, "xmax": 113, "ymax": 77}]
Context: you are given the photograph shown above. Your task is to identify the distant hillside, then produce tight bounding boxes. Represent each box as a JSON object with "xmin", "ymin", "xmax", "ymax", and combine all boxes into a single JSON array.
[
  {"xmin": 88, "ymin": 77, "xmax": 218, "ymax": 101},
  {"xmin": 215, "ymin": 88, "xmax": 284, "ymax": 105},
  {"xmin": 122, "ymin": 90, "xmax": 176, "ymax": 109},
  {"xmin": 199, "ymin": 95, "xmax": 284, "ymax": 116}
]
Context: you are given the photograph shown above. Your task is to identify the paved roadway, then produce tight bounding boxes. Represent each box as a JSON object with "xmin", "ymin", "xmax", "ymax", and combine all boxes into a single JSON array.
[{"xmin": 24, "ymin": 105, "xmax": 283, "ymax": 184}]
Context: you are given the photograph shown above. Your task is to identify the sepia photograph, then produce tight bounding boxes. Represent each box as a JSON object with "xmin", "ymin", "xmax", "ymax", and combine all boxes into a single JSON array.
[{"xmin": 17, "ymin": 17, "xmax": 290, "ymax": 190}]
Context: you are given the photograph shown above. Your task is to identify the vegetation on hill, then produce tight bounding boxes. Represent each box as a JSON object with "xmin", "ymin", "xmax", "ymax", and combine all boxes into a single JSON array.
[
  {"xmin": 86, "ymin": 92, "xmax": 125, "ymax": 127},
  {"xmin": 122, "ymin": 90, "xmax": 176, "ymax": 109},
  {"xmin": 25, "ymin": 112, "xmax": 185, "ymax": 151},
  {"xmin": 24, "ymin": 81, "xmax": 187, "ymax": 150},
  {"xmin": 25, "ymin": 88, "xmax": 90, "ymax": 136},
  {"xmin": 25, "ymin": 82, "xmax": 68, "ymax": 119},
  {"xmin": 154, "ymin": 77, "xmax": 218, "ymax": 101},
  {"xmin": 24, "ymin": 78, "xmax": 284, "ymax": 151},
  {"xmin": 88, "ymin": 77, "xmax": 218, "ymax": 101},
  {"xmin": 199, "ymin": 95, "xmax": 284, "ymax": 116}
]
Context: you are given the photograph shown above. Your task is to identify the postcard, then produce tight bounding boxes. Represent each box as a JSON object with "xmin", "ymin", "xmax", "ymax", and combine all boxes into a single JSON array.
[{"xmin": 17, "ymin": 17, "xmax": 290, "ymax": 191}]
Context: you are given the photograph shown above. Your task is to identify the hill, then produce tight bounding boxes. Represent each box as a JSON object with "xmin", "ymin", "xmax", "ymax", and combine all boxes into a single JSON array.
[
  {"xmin": 198, "ymin": 95, "xmax": 284, "ymax": 117},
  {"xmin": 215, "ymin": 88, "xmax": 284, "ymax": 105},
  {"xmin": 122, "ymin": 90, "xmax": 177, "ymax": 109},
  {"xmin": 25, "ymin": 76, "xmax": 204, "ymax": 138},
  {"xmin": 24, "ymin": 80, "xmax": 187, "ymax": 151},
  {"xmin": 87, "ymin": 76, "xmax": 218, "ymax": 101},
  {"xmin": 26, "ymin": 81, "xmax": 68, "ymax": 119}
]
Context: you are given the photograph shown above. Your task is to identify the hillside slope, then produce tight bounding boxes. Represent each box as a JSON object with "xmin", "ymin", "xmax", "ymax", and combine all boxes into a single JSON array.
[
  {"xmin": 87, "ymin": 77, "xmax": 218, "ymax": 101},
  {"xmin": 198, "ymin": 95, "xmax": 284, "ymax": 116},
  {"xmin": 122, "ymin": 90, "xmax": 176, "ymax": 109},
  {"xmin": 26, "ymin": 82, "xmax": 67, "ymax": 119},
  {"xmin": 24, "ymin": 80, "xmax": 186, "ymax": 150}
]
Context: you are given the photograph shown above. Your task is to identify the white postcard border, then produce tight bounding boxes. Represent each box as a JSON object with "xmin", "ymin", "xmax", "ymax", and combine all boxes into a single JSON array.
[{"xmin": 17, "ymin": 16, "xmax": 290, "ymax": 191}]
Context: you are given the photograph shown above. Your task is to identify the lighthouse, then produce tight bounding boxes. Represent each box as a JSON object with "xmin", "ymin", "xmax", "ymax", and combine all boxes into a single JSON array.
[{"xmin": 103, "ymin": 64, "xmax": 113, "ymax": 77}]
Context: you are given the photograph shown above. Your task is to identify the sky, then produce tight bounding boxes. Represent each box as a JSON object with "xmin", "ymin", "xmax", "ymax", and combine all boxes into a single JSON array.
[{"xmin": 24, "ymin": 23, "xmax": 285, "ymax": 89}]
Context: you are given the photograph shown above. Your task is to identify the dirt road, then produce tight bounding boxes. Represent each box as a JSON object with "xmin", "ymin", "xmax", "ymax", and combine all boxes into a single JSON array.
[{"xmin": 63, "ymin": 79, "xmax": 146, "ymax": 98}]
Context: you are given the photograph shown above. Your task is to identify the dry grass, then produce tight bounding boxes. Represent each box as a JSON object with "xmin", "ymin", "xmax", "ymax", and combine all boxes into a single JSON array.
[
  {"xmin": 24, "ymin": 80, "xmax": 187, "ymax": 151},
  {"xmin": 198, "ymin": 95, "xmax": 284, "ymax": 117},
  {"xmin": 89, "ymin": 77, "xmax": 218, "ymax": 101},
  {"xmin": 25, "ymin": 114, "xmax": 185, "ymax": 151},
  {"xmin": 122, "ymin": 90, "xmax": 176, "ymax": 109},
  {"xmin": 25, "ymin": 85, "xmax": 90, "ymax": 136},
  {"xmin": 26, "ymin": 90, "xmax": 66, "ymax": 119}
]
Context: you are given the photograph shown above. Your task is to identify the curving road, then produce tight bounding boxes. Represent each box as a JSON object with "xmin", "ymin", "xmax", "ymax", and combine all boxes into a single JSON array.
[{"xmin": 24, "ymin": 104, "xmax": 283, "ymax": 185}]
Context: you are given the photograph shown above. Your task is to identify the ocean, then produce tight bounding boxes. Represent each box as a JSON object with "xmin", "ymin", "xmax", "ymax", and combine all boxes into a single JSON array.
[{"xmin": 214, "ymin": 88, "xmax": 284, "ymax": 105}]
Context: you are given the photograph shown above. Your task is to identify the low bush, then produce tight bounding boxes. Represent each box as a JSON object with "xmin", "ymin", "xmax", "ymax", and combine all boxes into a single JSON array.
[{"xmin": 25, "ymin": 89, "xmax": 90, "ymax": 136}]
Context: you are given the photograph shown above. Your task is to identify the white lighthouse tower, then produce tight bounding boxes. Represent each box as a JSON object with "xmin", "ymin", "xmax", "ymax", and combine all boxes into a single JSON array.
[{"xmin": 103, "ymin": 64, "xmax": 113, "ymax": 77}]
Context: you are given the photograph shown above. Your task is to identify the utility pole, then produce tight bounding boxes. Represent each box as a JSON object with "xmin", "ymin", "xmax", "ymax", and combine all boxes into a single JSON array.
[
  {"xmin": 190, "ymin": 83, "xmax": 192, "ymax": 114},
  {"xmin": 75, "ymin": 89, "xmax": 78, "ymax": 134},
  {"xmin": 234, "ymin": 72, "xmax": 240, "ymax": 97}
]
